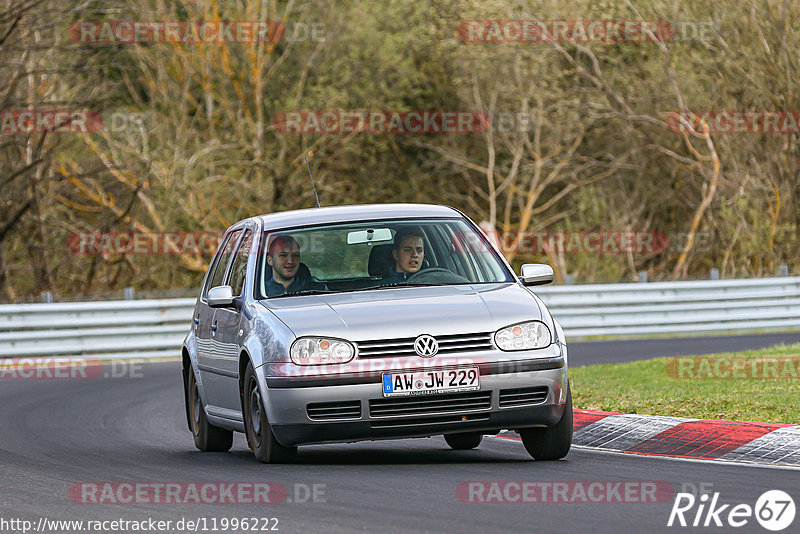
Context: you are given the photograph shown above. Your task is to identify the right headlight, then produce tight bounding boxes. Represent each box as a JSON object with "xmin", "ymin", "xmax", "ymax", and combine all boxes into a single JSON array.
[
  {"xmin": 290, "ymin": 337, "xmax": 355, "ymax": 365},
  {"xmin": 494, "ymin": 321, "xmax": 551, "ymax": 351}
]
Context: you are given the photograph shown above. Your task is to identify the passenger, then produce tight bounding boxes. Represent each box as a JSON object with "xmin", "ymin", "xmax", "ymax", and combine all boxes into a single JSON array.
[
  {"xmin": 265, "ymin": 234, "xmax": 325, "ymax": 297},
  {"xmin": 382, "ymin": 227, "xmax": 426, "ymax": 284}
]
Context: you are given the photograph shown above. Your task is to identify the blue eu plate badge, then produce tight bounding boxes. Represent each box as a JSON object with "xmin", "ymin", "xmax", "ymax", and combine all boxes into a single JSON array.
[{"xmin": 383, "ymin": 374, "xmax": 393, "ymax": 393}]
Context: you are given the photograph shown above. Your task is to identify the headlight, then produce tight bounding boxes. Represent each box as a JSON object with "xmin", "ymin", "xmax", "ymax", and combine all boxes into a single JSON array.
[
  {"xmin": 290, "ymin": 337, "xmax": 355, "ymax": 365},
  {"xmin": 494, "ymin": 321, "xmax": 551, "ymax": 351}
]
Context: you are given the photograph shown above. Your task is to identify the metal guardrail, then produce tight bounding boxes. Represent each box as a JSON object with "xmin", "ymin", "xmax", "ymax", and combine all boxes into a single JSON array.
[
  {"xmin": 0, "ymin": 298, "xmax": 196, "ymax": 360},
  {"xmin": 0, "ymin": 277, "xmax": 798, "ymax": 360},
  {"xmin": 535, "ymin": 277, "xmax": 800, "ymax": 338}
]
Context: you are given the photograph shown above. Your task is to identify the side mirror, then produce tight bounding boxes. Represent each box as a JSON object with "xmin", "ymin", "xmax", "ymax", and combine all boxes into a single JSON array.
[
  {"xmin": 207, "ymin": 285, "xmax": 235, "ymax": 308},
  {"xmin": 519, "ymin": 264, "xmax": 554, "ymax": 286}
]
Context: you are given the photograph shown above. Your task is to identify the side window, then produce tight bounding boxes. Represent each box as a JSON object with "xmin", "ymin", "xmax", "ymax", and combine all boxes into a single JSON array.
[
  {"xmin": 206, "ymin": 230, "xmax": 241, "ymax": 295},
  {"xmin": 228, "ymin": 230, "xmax": 253, "ymax": 297}
]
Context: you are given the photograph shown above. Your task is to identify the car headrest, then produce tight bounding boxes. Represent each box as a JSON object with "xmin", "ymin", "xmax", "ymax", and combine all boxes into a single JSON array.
[
  {"xmin": 368, "ymin": 244, "xmax": 394, "ymax": 277},
  {"xmin": 368, "ymin": 243, "xmax": 431, "ymax": 276}
]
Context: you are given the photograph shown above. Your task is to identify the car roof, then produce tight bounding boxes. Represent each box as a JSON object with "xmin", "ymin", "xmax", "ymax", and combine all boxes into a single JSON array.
[{"xmin": 253, "ymin": 203, "xmax": 463, "ymax": 231}]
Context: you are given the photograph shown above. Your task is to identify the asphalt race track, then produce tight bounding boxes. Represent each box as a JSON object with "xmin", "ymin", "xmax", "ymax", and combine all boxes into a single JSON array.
[
  {"xmin": 1, "ymin": 354, "xmax": 798, "ymax": 534},
  {"xmin": 569, "ymin": 332, "xmax": 800, "ymax": 366}
]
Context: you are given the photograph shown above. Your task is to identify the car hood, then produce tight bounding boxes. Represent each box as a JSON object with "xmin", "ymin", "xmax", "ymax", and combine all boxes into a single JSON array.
[{"xmin": 260, "ymin": 283, "xmax": 545, "ymax": 340}]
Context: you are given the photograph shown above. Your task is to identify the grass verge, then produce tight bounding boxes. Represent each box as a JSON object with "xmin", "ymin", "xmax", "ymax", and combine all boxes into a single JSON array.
[{"xmin": 569, "ymin": 343, "xmax": 800, "ymax": 424}]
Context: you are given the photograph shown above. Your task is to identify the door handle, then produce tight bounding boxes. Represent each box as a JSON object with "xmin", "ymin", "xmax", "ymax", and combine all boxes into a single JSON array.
[
  {"xmin": 211, "ymin": 323, "xmax": 218, "ymax": 332},
  {"xmin": 193, "ymin": 316, "xmax": 199, "ymax": 325}
]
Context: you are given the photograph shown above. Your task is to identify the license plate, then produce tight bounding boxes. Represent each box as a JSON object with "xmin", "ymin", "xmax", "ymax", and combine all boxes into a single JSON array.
[{"xmin": 381, "ymin": 367, "xmax": 480, "ymax": 397}]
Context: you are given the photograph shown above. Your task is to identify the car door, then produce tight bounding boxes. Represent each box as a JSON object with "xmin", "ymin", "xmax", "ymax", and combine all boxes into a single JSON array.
[
  {"xmin": 209, "ymin": 227, "xmax": 254, "ymax": 411},
  {"xmin": 197, "ymin": 229, "xmax": 241, "ymax": 408}
]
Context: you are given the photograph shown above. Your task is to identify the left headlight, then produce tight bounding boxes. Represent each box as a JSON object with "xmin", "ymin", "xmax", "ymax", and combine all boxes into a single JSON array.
[
  {"xmin": 290, "ymin": 337, "xmax": 355, "ymax": 365},
  {"xmin": 494, "ymin": 321, "xmax": 551, "ymax": 351}
]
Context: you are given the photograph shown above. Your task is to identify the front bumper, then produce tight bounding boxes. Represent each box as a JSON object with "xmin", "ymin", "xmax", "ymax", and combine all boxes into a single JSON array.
[{"xmin": 260, "ymin": 351, "xmax": 568, "ymax": 447}]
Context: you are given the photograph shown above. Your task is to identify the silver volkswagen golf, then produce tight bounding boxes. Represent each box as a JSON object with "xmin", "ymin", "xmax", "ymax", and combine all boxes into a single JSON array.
[{"xmin": 182, "ymin": 204, "xmax": 572, "ymax": 463}]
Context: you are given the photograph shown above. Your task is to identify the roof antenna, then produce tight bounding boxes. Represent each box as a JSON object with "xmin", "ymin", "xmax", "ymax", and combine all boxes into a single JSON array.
[{"xmin": 304, "ymin": 151, "xmax": 320, "ymax": 208}]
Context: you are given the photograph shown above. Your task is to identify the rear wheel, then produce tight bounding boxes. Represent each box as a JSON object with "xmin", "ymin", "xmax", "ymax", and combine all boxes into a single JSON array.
[
  {"xmin": 243, "ymin": 362, "xmax": 297, "ymax": 463},
  {"xmin": 444, "ymin": 432, "xmax": 483, "ymax": 450},
  {"xmin": 187, "ymin": 367, "xmax": 233, "ymax": 452},
  {"xmin": 520, "ymin": 386, "xmax": 572, "ymax": 460}
]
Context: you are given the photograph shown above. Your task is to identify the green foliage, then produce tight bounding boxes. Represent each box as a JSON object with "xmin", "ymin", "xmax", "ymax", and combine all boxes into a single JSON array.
[{"xmin": 1, "ymin": 0, "xmax": 798, "ymax": 297}]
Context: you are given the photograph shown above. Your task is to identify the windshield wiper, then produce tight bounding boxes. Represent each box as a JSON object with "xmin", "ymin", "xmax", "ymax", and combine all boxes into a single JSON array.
[
  {"xmin": 268, "ymin": 289, "xmax": 336, "ymax": 298},
  {"xmin": 353, "ymin": 282, "xmax": 443, "ymax": 291},
  {"xmin": 268, "ymin": 282, "xmax": 470, "ymax": 298}
]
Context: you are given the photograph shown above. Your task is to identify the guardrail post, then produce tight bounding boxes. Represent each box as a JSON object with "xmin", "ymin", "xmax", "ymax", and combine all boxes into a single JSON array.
[
  {"xmin": 40, "ymin": 291, "xmax": 52, "ymax": 303},
  {"xmin": 710, "ymin": 268, "xmax": 719, "ymax": 280},
  {"xmin": 637, "ymin": 271, "xmax": 647, "ymax": 283},
  {"xmin": 564, "ymin": 274, "xmax": 574, "ymax": 285},
  {"xmin": 780, "ymin": 264, "xmax": 789, "ymax": 277},
  {"xmin": 123, "ymin": 287, "xmax": 135, "ymax": 300}
]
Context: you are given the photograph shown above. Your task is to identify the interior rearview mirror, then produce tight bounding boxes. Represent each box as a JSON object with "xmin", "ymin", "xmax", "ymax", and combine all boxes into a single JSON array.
[{"xmin": 347, "ymin": 228, "xmax": 393, "ymax": 245}]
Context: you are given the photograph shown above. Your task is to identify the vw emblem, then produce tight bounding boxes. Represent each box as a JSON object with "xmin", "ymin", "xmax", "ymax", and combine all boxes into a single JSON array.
[{"xmin": 414, "ymin": 335, "xmax": 439, "ymax": 357}]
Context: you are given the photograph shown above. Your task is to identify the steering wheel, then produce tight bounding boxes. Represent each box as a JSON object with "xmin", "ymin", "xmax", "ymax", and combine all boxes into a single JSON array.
[{"xmin": 406, "ymin": 267, "xmax": 470, "ymax": 284}]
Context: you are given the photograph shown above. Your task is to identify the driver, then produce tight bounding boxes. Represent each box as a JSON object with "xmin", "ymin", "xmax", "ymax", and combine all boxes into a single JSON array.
[
  {"xmin": 382, "ymin": 227, "xmax": 425, "ymax": 284},
  {"xmin": 265, "ymin": 234, "xmax": 325, "ymax": 297}
]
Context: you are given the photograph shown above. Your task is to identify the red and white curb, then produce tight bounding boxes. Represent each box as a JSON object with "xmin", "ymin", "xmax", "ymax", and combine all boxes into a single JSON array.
[{"xmin": 500, "ymin": 409, "xmax": 800, "ymax": 466}]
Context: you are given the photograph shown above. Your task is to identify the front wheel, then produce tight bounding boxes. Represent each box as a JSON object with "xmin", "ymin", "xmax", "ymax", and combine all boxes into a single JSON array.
[
  {"xmin": 187, "ymin": 367, "xmax": 233, "ymax": 452},
  {"xmin": 520, "ymin": 386, "xmax": 572, "ymax": 460},
  {"xmin": 243, "ymin": 362, "xmax": 297, "ymax": 463}
]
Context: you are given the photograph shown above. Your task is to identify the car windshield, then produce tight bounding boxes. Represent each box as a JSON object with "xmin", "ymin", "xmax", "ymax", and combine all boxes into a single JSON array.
[{"xmin": 256, "ymin": 217, "xmax": 514, "ymax": 299}]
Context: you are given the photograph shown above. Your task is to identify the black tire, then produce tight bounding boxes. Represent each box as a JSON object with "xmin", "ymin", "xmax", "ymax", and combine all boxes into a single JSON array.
[
  {"xmin": 243, "ymin": 361, "xmax": 297, "ymax": 463},
  {"xmin": 520, "ymin": 386, "xmax": 573, "ymax": 460},
  {"xmin": 444, "ymin": 432, "xmax": 483, "ymax": 450},
  {"xmin": 187, "ymin": 366, "xmax": 233, "ymax": 452}
]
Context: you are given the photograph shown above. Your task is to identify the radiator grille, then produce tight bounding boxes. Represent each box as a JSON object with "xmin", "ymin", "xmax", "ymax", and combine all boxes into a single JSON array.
[{"xmin": 357, "ymin": 333, "xmax": 493, "ymax": 358}]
